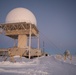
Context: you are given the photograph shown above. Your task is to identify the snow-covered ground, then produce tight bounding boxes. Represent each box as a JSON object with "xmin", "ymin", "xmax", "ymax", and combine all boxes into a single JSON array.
[{"xmin": 0, "ymin": 55, "xmax": 76, "ymax": 75}]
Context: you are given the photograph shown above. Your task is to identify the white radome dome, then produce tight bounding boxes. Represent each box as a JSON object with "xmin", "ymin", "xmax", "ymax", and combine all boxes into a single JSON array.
[{"xmin": 5, "ymin": 7, "xmax": 37, "ymax": 26}]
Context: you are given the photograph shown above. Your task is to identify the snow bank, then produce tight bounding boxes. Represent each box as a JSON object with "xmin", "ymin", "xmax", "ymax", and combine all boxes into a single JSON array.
[
  {"xmin": 0, "ymin": 68, "xmax": 48, "ymax": 75},
  {"xmin": 0, "ymin": 55, "xmax": 40, "ymax": 68},
  {"xmin": 55, "ymin": 55, "xmax": 76, "ymax": 65},
  {"xmin": 0, "ymin": 55, "xmax": 76, "ymax": 75},
  {"xmin": 0, "ymin": 61, "xmax": 26, "ymax": 67}
]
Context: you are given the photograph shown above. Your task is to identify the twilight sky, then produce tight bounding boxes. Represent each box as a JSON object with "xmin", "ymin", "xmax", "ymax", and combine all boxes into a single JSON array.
[{"xmin": 0, "ymin": 0, "xmax": 76, "ymax": 54}]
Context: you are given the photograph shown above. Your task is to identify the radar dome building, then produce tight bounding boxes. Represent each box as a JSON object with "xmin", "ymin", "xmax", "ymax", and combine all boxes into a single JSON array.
[
  {"xmin": 6, "ymin": 8, "xmax": 37, "ymax": 25},
  {"xmin": 0, "ymin": 7, "xmax": 42, "ymax": 61}
]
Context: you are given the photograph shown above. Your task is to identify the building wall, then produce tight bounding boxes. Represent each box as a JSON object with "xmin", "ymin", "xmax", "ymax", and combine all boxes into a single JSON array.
[{"xmin": 18, "ymin": 35, "xmax": 27, "ymax": 48}]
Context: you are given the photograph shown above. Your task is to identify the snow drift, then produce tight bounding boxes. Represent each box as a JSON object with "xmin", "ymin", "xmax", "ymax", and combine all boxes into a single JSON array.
[{"xmin": 0, "ymin": 55, "xmax": 76, "ymax": 75}]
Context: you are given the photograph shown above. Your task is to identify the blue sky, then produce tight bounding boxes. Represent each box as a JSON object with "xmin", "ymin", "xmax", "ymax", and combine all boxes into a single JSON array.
[{"xmin": 0, "ymin": 0, "xmax": 76, "ymax": 55}]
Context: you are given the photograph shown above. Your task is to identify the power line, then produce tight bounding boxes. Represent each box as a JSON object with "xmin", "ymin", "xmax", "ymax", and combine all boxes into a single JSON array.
[{"xmin": 39, "ymin": 31, "xmax": 61, "ymax": 53}]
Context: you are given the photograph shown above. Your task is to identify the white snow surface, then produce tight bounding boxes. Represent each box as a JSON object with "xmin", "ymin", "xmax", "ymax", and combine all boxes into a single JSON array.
[
  {"xmin": 5, "ymin": 7, "xmax": 37, "ymax": 25},
  {"xmin": 0, "ymin": 55, "xmax": 76, "ymax": 75}
]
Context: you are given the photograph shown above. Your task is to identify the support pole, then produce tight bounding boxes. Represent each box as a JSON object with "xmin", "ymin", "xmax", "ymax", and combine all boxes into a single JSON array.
[
  {"xmin": 0, "ymin": 28, "xmax": 2, "ymax": 34},
  {"xmin": 43, "ymin": 41, "xmax": 45, "ymax": 54},
  {"xmin": 29, "ymin": 24, "xmax": 31, "ymax": 59},
  {"xmin": 38, "ymin": 34, "xmax": 40, "ymax": 49},
  {"xmin": 14, "ymin": 39, "xmax": 16, "ymax": 47}
]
